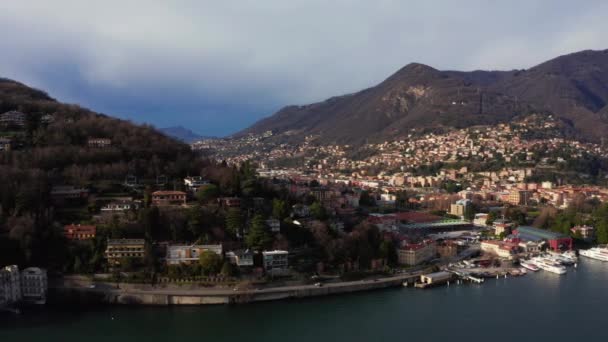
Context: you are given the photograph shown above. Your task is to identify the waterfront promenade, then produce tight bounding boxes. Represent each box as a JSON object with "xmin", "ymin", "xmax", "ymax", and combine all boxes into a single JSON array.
[{"xmin": 50, "ymin": 271, "xmax": 425, "ymax": 305}]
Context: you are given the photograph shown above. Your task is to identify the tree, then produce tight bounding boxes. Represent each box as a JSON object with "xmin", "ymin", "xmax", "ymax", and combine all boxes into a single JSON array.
[
  {"xmin": 596, "ymin": 220, "xmax": 608, "ymax": 245},
  {"xmin": 272, "ymin": 199, "xmax": 289, "ymax": 220},
  {"xmin": 464, "ymin": 205, "xmax": 475, "ymax": 221},
  {"xmin": 196, "ymin": 184, "xmax": 219, "ymax": 203},
  {"xmin": 220, "ymin": 261, "xmax": 235, "ymax": 277},
  {"xmin": 359, "ymin": 191, "xmax": 375, "ymax": 207},
  {"xmin": 199, "ymin": 251, "xmax": 222, "ymax": 275},
  {"xmin": 225, "ymin": 208, "xmax": 243, "ymax": 237},
  {"xmin": 245, "ymin": 214, "xmax": 273, "ymax": 250},
  {"xmin": 187, "ymin": 205, "xmax": 207, "ymax": 239},
  {"xmin": 486, "ymin": 211, "xmax": 498, "ymax": 226},
  {"xmin": 310, "ymin": 202, "xmax": 327, "ymax": 221},
  {"xmin": 379, "ymin": 240, "xmax": 398, "ymax": 266}
]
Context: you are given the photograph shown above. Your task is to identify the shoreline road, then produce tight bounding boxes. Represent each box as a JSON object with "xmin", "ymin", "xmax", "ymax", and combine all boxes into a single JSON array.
[{"xmin": 53, "ymin": 271, "xmax": 426, "ymax": 297}]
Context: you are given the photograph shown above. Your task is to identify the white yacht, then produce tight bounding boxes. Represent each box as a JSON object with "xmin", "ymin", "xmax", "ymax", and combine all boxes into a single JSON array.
[
  {"xmin": 546, "ymin": 251, "xmax": 577, "ymax": 265},
  {"xmin": 532, "ymin": 257, "xmax": 567, "ymax": 275},
  {"xmin": 579, "ymin": 247, "xmax": 608, "ymax": 262},
  {"xmin": 520, "ymin": 260, "xmax": 540, "ymax": 272}
]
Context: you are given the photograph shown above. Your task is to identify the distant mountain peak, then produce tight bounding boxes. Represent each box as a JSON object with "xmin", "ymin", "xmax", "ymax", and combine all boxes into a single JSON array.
[{"xmin": 159, "ymin": 126, "xmax": 203, "ymax": 143}]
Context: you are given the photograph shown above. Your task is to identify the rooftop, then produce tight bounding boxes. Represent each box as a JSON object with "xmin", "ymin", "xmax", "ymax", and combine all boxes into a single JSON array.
[{"xmin": 515, "ymin": 226, "xmax": 568, "ymax": 240}]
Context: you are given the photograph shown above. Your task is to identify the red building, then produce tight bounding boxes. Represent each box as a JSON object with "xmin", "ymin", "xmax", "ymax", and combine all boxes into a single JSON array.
[{"xmin": 64, "ymin": 224, "xmax": 96, "ymax": 240}]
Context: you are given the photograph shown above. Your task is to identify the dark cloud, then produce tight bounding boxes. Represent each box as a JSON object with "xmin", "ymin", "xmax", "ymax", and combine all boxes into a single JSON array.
[{"xmin": 0, "ymin": 1, "xmax": 606, "ymax": 136}]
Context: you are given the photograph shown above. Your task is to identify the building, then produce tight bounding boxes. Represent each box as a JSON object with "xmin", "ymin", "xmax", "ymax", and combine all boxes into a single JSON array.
[
  {"xmin": 481, "ymin": 240, "xmax": 520, "ymax": 259},
  {"xmin": 507, "ymin": 190, "xmax": 531, "ymax": 205},
  {"xmin": 450, "ymin": 199, "xmax": 471, "ymax": 217},
  {"xmin": 104, "ymin": 239, "xmax": 146, "ymax": 265},
  {"xmin": 518, "ymin": 240, "xmax": 543, "ymax": 254},
  {"xmin": 0, "ymin": 137, "xmax": 12, "ymax": 152},
  {"xmin": 398, "ymin": 240, "xmax": 437, "ymax": 266},
  {"xmin": 166, "ymin": 244, "xmax": 223, "ymax": 265},
  {"xmin": 152, "ymin": 191, "xmax": 187, "ymax": 206},
  {"xmin": 368, "ymin": 213, "xmax": 398, "ymax": 232},
  {"xmin": 20, "ymin": 267, "xmax": 47, "ymax": 304},
  {"xmin": 218, "ymin": 197, "xmax": 241, "ymax": 208},
  {"xmin": 492, "ymin": 219, "xmax": 514, "ymax": 236},
  {"xmin": 100, "ymin": 200, "xmax": 139, "ymax": 213},
  {"xmin": 63, "ymin": 224, "xmax": 96, "ymax": 240},
  {"xmin": 226, "ymin": 250, "xmax": 254, "ymax": 268},
  {"xmin": 184, "ymin": 176, "xmax": 209, "ymax": 192},
  {"xmin": 473, "ymin": 213, "xmax": 489, "ymax": 226},
  {"xmin": 262, "ymin": 250, "xmax": 289, "ymax": 276},
  {"xmin": 87, "ymin": 138, "xmax": 112, "ymax": 148},
  {"xmin": 436, "ymin": 241, "xmax": 458, "ymax": 259},
  {"xmin": 514, "ymin": 226, "xmax": 572, "ymax": 251},
  {"xmin": 50, "ymin": 186, "xmax": 89, "ymax": 202},
  {"xmin": 417, "ymin": 271, "xmax": 453, "ymax": 287},
  {"xmin": 571, "ymin": 225, "xmax": 594, "ymax": 241},
  {"xmin": 0, "ymin": 110, "xmax": 26, "ymax": 127},
  {"xmin": 0, "ymin": 265, "xmax": 21, "ymax": 305},
  {"xmin": 265, "ymin": 218, "xmax": 281, "ymax": 233},
  {"xmin": 399, "ymin": 219, "xmax": 473, "ymax": 235}
]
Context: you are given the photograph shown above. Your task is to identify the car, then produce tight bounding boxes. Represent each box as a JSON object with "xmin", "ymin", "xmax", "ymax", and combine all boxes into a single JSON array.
[
  {"xmin": 89, "ymin": 284, "xmax": 96, "ymax": 289},
  {"xmin": 314, "ymin": 282, "xmax": 323, "ymax": 287}
]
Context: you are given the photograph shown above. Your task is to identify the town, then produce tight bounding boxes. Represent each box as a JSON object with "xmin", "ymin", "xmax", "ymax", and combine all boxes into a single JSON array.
[{"xmin": 3, "ymin": 110, "xmax": 608, "ymax": 308}]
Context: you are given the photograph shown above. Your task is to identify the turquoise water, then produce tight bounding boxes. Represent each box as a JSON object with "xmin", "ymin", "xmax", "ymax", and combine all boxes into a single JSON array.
[{"xmin": 2, "ymin": 260, "xmax": 607, "ymax": 341}]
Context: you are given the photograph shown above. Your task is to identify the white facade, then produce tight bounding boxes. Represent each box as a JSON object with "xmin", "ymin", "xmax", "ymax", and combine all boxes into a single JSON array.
[
  {"xmin": 0, "ymin": 265, "xmax": 22, "ymax": 304},
  {"xmin": 184, "ymin": 176, "xmax": 209, "ymax": 192},
  {"xmin": 265, "ymin": 219, "xmax": 281, "ymax": 233},
  {"xmin": 166, "ymin": 244, "xmax": 223, "ymax": 265},
  {"xmin": 262, "ymin": 250, "xmax": 289, "ymax": 276},
  {"xmin": 226, "ymin": 250, "xmax": 254, "ymax": 267},
  {"xmin": 20, "ymin": 267, "xmax": 48, "ymax": 304}
]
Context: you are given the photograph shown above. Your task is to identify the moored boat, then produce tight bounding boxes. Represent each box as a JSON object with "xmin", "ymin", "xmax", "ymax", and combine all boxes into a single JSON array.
[
  {"xmin": 532, "ymin": 257, "xmax": 567, "ymax": 275},
  {"xmin": 579, "ymin": 247, "xmax": 608, "ymax": 262},
  {"xmin": 520, "ymin": 260, "xmax": 540, "ymax": 272}
]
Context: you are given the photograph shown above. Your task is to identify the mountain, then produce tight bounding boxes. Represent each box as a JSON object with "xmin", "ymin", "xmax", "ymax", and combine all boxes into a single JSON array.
[
  {"xmin": 239, "ymin": 49, "xmax": 608, "ymax": 144},
  {"xmin": 159, "ymin": 126, "xmax": 203, "ymax": 143}
]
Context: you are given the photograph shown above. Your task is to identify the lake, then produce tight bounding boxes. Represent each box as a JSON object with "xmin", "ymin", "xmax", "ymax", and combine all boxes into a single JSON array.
[{"xmin": 2, "ymin": 259, "xmax": 607, "ymax": 341}]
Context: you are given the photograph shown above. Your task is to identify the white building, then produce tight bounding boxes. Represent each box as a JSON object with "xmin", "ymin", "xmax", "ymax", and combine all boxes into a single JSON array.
[
  {"xmin": 165, "ymin": 244, "xmax": 223, "ymax": 265},
  {"xmin": 20, "ymin": 267, "xmax": 48, "ymax": 304},
  {"xmin": 100, "ymin": 200, "xmax": 139, "ymax": 212},
  {"xmin": 0, "ymin": 110, "xmax": 26, "ymax": 127},
  {"xmin": 183, "ymin": 176, "xmax": 210, "ymax": 192},
  {"xmin": 262, "ymin": 250, "xmax": 289, "ymax": 276},
  {"xmin": 226, "ymin": 250, "xmax": 254, "ymax": 268},
  {"xmin": 473, "ymin": 213, "xmax": 489, "ymax": 226},
  {"xmin": 0, "ymin": 265, "xmax": 22, "ymax": 305},
  {"xmin": 265, "ymin": 218, "xmax": 281, "ymax": 233}
]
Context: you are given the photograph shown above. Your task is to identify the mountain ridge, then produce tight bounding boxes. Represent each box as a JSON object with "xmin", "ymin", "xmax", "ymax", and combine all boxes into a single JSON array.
[{"xmin": 238, "ymin": 49, "xmax": 608, "ymax": 144}]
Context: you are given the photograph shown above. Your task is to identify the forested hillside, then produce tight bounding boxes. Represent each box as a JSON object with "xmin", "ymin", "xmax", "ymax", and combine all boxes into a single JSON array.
[{"xmin": 0, "ymin": 78, "xmax": 204, "ymax": 269}]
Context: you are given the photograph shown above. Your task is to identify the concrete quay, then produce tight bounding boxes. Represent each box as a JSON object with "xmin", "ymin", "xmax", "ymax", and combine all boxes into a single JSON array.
[{"xmin": 50, "ymin": 272, "xmax": 422, "ymax": 305}]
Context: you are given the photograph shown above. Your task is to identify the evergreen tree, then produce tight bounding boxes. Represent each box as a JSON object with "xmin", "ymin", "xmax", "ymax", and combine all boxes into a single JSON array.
[
  {"xmin": 272, "ymin": 199, "xmax": 289, "ymax": 220},
  {"xmin": 225, "ymin": 208, "xmax": 243, "ymax": 237},
  {"xmin": 245, "ymin": 214, "xmax": 273, "ymax": 250}
]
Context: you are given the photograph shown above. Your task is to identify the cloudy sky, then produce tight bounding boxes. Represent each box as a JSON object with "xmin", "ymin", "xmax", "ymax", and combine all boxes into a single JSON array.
[{"xmin": 1, "ymin": 1, "xmax": 606, "ymax": 136}]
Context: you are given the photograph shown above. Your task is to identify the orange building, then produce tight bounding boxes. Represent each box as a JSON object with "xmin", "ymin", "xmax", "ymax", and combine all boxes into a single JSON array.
[
  {"xmin": 64, "ymin": 224, "xmax": 96, "ymax": 240},
  {"xmin": 152, "ymin": 191, "xmax": 187, "ymax": 206}
]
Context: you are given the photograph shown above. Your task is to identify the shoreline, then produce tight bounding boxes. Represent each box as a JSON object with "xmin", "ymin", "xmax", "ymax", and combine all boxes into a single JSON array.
[{"xmin": 49, "ymin": 272, "xmax": 424, "ymax": 306}]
